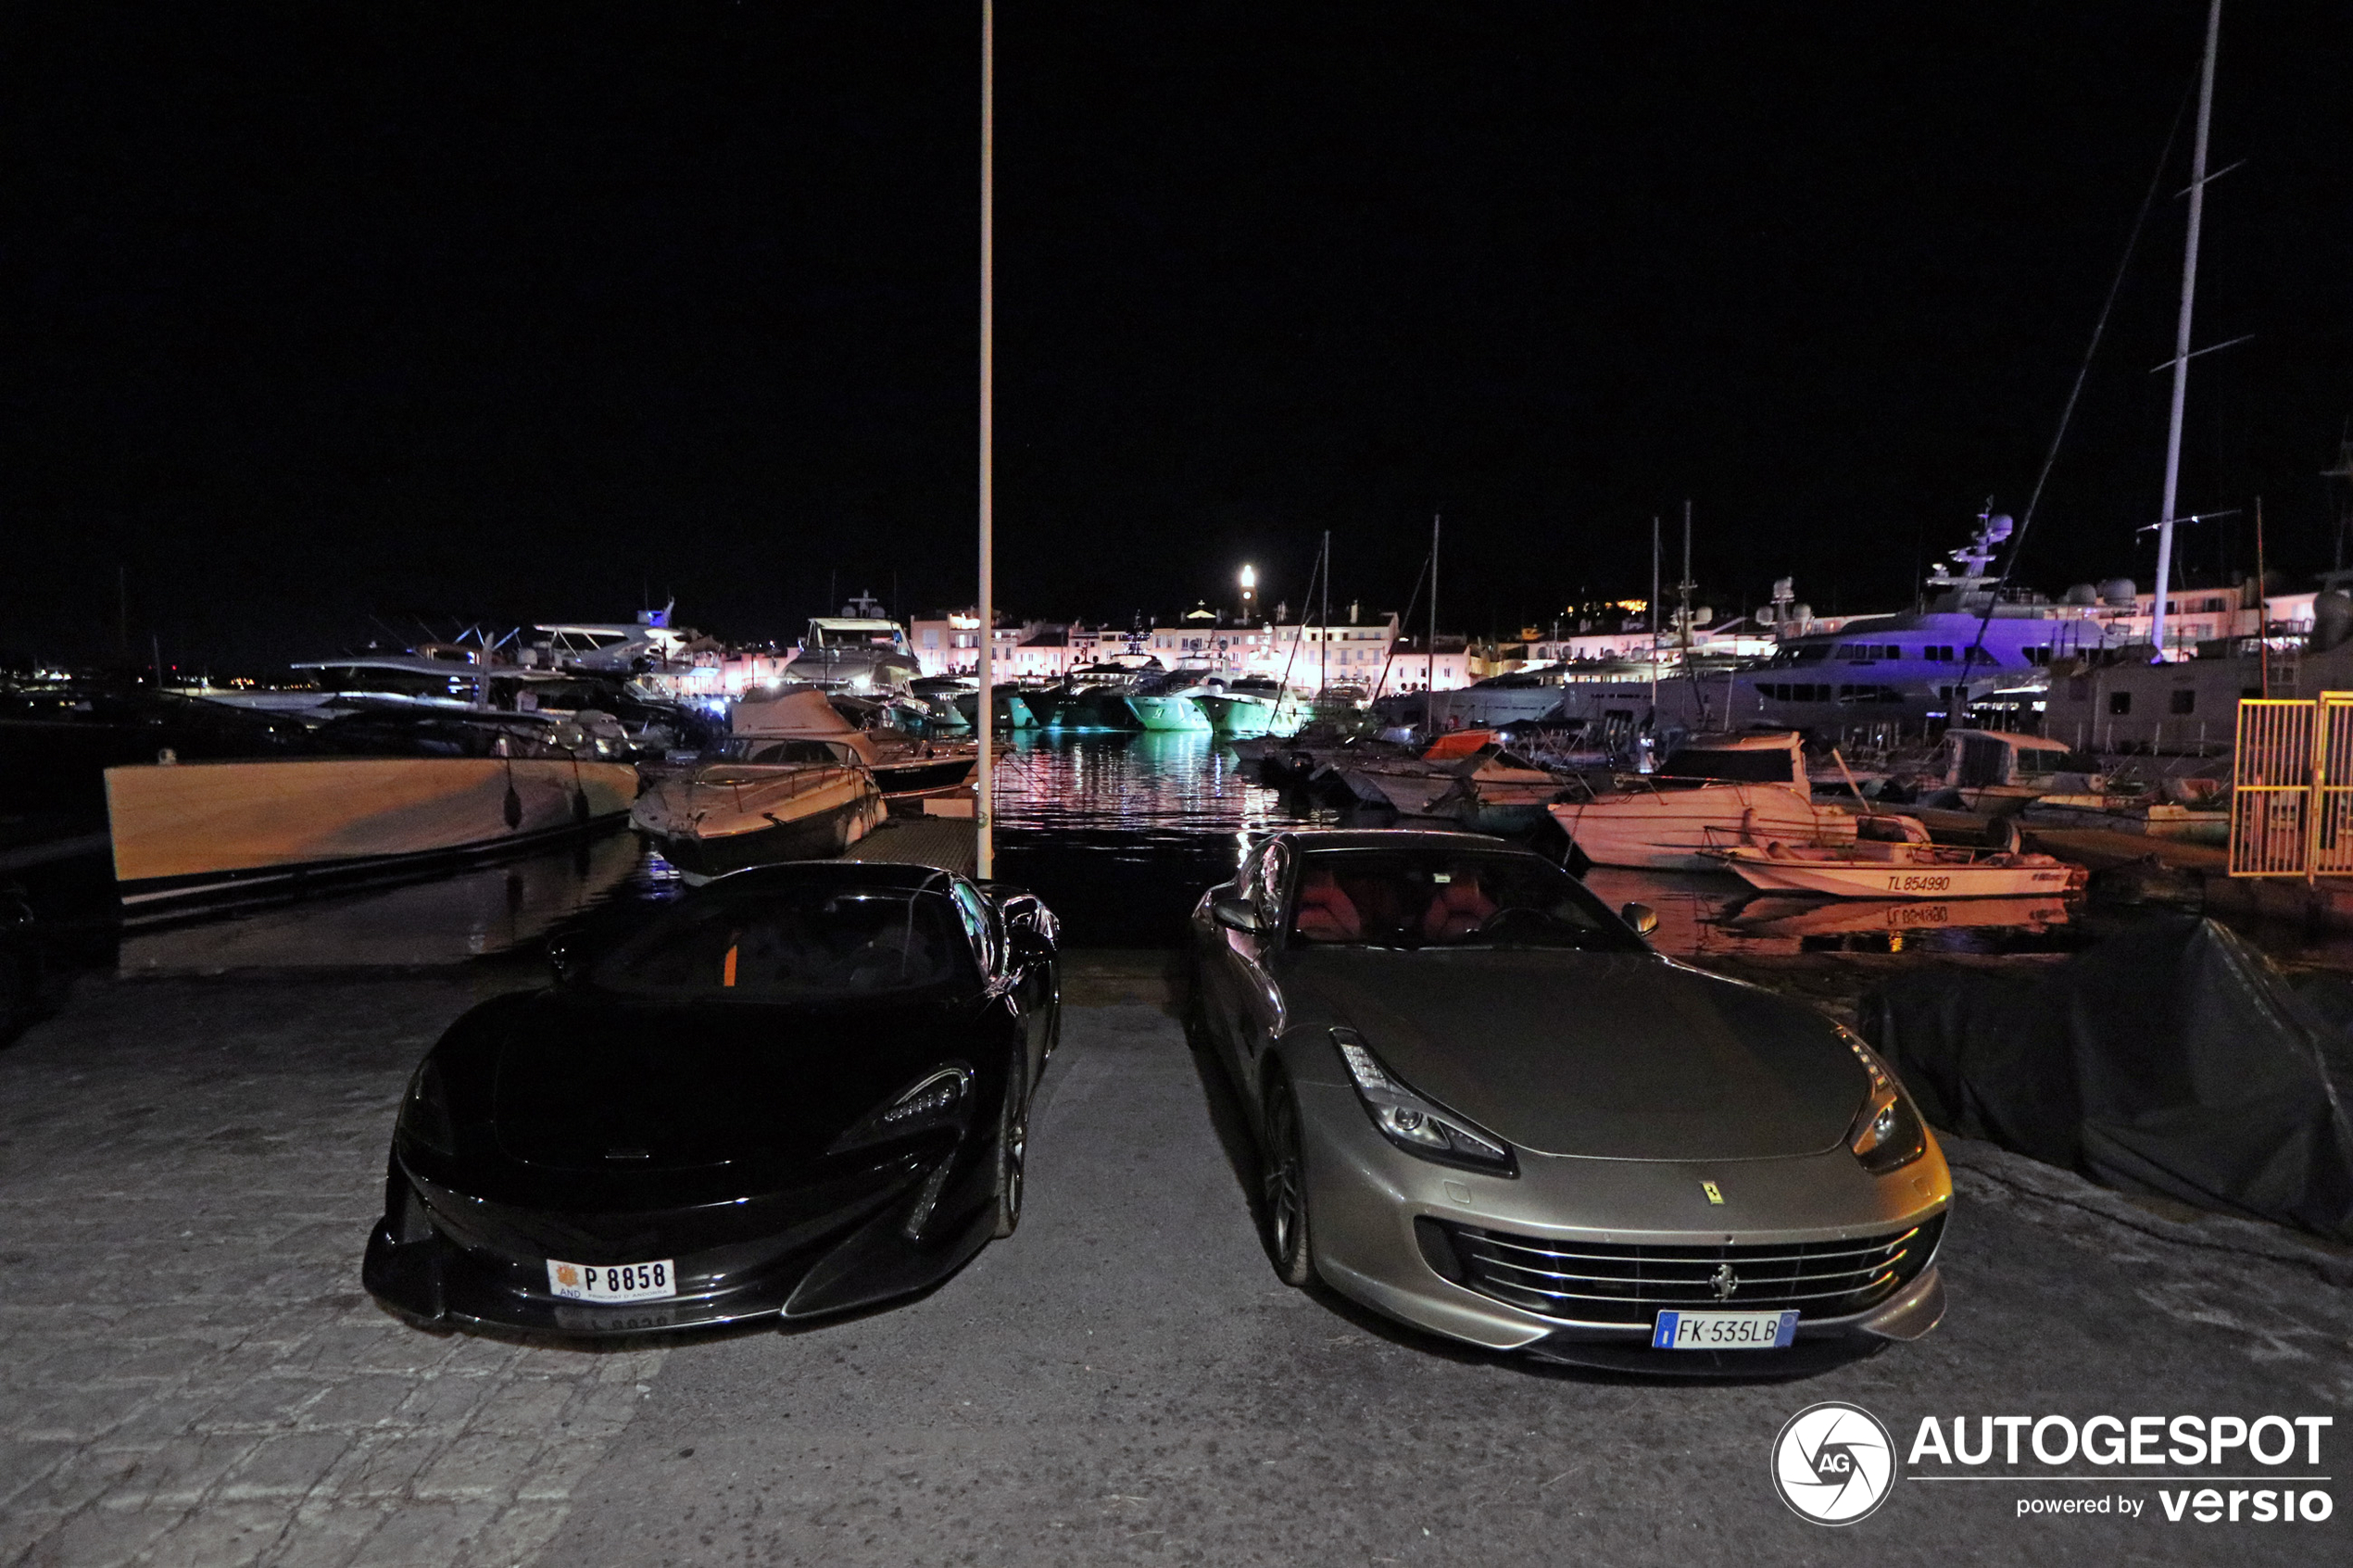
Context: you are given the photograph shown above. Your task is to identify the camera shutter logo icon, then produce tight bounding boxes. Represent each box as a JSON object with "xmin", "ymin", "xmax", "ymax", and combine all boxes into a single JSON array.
[{"xmin": 1770, "ymin": 1401, "xmax": 1896, "ymax": 1524}]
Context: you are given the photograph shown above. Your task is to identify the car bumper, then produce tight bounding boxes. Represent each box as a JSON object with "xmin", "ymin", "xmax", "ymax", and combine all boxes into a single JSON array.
[
  {"xmin": 363, "ymin": 1155, "xmax": 995, "ymax": 1338},
  {"xmin": 1292, "ymin": 1078, "xmax": 1952, "ymax": 1373}
]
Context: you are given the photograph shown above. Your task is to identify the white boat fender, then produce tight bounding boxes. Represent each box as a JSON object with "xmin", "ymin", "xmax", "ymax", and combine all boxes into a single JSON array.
[{"xmin": 1765, "ymin": 840, "xmax": 1792, "ymax": 859}]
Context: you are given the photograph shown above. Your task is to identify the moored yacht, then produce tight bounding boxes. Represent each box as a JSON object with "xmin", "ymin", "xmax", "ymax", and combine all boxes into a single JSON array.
[
  {"xmin": 792, "ymin": 596, "xmax": 922, "ymax": 694},
  {"xmin": 1547, "ymin": 731, "xmax": 1858, "ymax": 871},
  {"xmin": 736, "ymin": 685, "xmax": 980, "ymax": 797},
  {"xmin": 629, "ymin": 688, "xmax": 895, "ymax": 880},
  {"xmin": 106, "ymin": 709, "xmax": 640, "ymax": 915}
]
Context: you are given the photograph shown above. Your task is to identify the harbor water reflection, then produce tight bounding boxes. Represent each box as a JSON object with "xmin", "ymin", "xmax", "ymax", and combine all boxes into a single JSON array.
[
  {"xmin": 993, "ymin": 732, "xmax": 1307, "ymax": 946},
  {"xmin": 50, "ymin": 734, "xmax": 2183, "ymax": 971}
]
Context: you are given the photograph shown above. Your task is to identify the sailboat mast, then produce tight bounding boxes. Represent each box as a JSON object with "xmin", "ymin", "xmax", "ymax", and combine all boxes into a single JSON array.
[
  {"xmin": 1649, "ymin": 515, "xmax": 1661, "ymax": 709},
  {"xmin": 2152, "ymin": 0, "xmax": 2221, "ymax": 663},
  {"xmin": 1320, "ymin": 528, "xmax": 1330, "ymax": 695},
  {"xmin": 975, "ymin": 0, "xmax": 996, "ymax": 878}
]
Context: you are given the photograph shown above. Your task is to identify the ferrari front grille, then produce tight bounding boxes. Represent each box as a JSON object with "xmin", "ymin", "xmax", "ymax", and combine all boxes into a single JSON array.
[{"xmin": 1439, "ymin": 1213, "xmax": 1944, "ymax": 1324}]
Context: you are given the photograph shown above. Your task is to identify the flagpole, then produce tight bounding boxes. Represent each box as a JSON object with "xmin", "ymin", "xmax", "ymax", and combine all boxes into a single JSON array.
[{"xmin": 975, "ymin": 0, "xmax": 995, "ymax": 879}]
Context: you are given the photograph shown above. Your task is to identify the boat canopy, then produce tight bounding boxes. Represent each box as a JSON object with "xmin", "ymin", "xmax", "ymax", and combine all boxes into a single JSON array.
[
  {"xmin": 733, "ymin": 685, "xmax": 860, "ymax": 738},
  {"xmin": 1657, "ymin": 731, "xmax": 1806, "ymax": 786}
]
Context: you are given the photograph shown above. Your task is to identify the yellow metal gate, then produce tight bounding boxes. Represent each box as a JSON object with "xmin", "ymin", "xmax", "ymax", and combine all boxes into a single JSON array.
[{"xmin": 2230, "ymin": 693, "xmax": 2353, "ymax": 878}]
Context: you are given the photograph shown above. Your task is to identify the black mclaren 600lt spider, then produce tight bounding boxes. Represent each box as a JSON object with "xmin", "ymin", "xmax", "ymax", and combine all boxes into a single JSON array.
[{"xmin": 363, "ymin": 859, "xmax": 1060, "ymax": 1337}]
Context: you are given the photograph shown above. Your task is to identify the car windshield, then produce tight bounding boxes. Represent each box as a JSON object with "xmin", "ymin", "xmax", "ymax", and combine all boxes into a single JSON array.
[
  {"xmin": 1289, "ymin": 847, "xmax": 1642, "ymax": 951},
  {"xmin": 590, "ymin": 885, "xmax": 969, "ymax": 997}
]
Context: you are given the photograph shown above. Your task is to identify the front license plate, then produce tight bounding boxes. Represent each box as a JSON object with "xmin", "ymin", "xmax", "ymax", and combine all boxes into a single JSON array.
[
  {"xmin": 1652, "ymin": 1309, "xmax": 1798, "ymax": 1350},
  {"xmin": 546, "ymin": 1258, "xmax": 676, "ymax": 1304}
]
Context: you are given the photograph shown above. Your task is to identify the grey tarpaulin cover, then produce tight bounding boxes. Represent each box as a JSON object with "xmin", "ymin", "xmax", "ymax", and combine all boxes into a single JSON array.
[{"xmin": 1863, "ymin": 915, "xmax": 2353, "ymax": 1243}]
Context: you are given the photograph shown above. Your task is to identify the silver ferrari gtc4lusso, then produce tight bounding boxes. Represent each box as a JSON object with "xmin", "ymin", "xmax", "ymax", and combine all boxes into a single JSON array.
[{"xmin": 1188, "ymin": 830, "xmax": 1950, "ymax": 1374}]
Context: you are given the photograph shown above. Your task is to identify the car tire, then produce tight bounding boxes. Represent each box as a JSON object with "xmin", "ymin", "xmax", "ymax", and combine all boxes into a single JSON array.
[
  {"xmin": 991, "ymin": 1056, "xmax": 1027, "ymax": 1239},
  {"xmin": 1262, "ymin": 1074, "xmax": 1314, "ymax": 1286}
]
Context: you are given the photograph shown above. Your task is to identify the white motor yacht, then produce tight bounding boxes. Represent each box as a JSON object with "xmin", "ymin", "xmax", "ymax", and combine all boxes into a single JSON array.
[
  {"xmin": 1548, "ymin": 731, "xmax": 1857, "ymax": 870},
  {"xmin": 630, "ymin": 693, "xmax": 887, "ymax": 882}
]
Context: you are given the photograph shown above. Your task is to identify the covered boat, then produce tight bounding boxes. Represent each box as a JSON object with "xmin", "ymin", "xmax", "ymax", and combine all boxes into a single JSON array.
[
  {"xmin": 735, "ymin": 684, "xmax": 977, "ymax": 798},
  {"xmin": 1547, "ymin": 732, "xmax": 1856, "ymax": 871}
]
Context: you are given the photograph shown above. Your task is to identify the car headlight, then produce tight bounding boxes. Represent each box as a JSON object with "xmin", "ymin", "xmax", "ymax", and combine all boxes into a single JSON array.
[
  {"xmin": 1839, "ymin": 1033, "xmax": 1927, "ymax": 1175},
  {"xmin": 1330, "ymin": 1028, "xmax": 1516, "ymax": 1176},
  {"xmin": 397, "ymin": 1059, "xmax": 458, "ymax": 1158},
  {"xmin": 828, "ymin": 1064, "xmax": 975, "ymax": 1154}
]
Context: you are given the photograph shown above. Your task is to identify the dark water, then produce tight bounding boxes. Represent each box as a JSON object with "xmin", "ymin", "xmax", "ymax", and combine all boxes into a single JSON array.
[
  {"xmin": 992, "ymin": 731, "xmax": 1305, "ymax": 947},
  {"xmin": 16, "ymin": 734, "xmax": 2351, "ymax": 974}
]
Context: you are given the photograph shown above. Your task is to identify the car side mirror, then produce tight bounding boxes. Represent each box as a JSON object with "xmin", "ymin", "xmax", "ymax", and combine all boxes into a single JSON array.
[
  {"xmin": 1211, "ymin": 894, "xmax": 1263, "ymax": 934},
  {"xmin": 1619, "ymin": 901, "xmax": 1659, "ymax": 938}
]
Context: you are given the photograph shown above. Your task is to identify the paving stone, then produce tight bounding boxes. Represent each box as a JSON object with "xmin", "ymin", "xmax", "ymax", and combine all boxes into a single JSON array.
[
  {"xmin": 390, "ymin": 1373, "xmax": 494, "ymax": 1428},
  {"xmin": 510, "ymin": 1440, "xmax": 605, "ymax": 1503},
  {"xmin": 457, "ymin": 1377, "xmax": 573, "ymax": 1437},
  {"xmin": 0, "ymin": 976, "xmax": 669, "ymax": 1568},
  {"xmin": 217, "ymin": 1431, "xmax": 356, "ymax": 1501},
  {"xmin": 341, "ymin": 1499, "xmax": 501, "ymax": 1568},
  {"xmin": 450, "ymin": 1502, "xmax": 572, "ymax": 1568},
  {"xmin": 133, "ymin": 1499, "xmax": 297, "ymax": 1568},
  {"xmin": 20, "ymin": 1501, "xmax": 184, "ymax": 1568},
  {"xmin": 199, "ymin": 1374, "xmax": 333, "ymax": 1432},
  {"xmin": 11, "ymin": 1382, "xmax": 159, "ymax": 1442},
  {"xmin": 412, "ymin": 1432, "xmax": 547, "ymax": 1500},
  {"xmin": 0, "ymin": 1508, "xmax": 70, "ymax": 1567},
  {"xmin": 106, "ymin": 1433, "xmax": 264, "ymax": 1509},
  {"xmin": 316, "ymin": 1435, "xmax": 445, "ymax": 1499},
  {"xmin": 294, "ymin": 1374, "xmax": 415, "ymax": 1432},
  {"xmin": 261, "ymin": 1499, "xmax": 389, "ymax": 1568}
]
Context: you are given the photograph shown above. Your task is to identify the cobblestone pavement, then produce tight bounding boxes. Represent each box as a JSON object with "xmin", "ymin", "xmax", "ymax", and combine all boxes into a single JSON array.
[
  {"xmin": 4, "ymin": 972, "xmax": 2350, "ymax": 1566},
  {"xmin": 0, "ymin": 972, "xmax": 655, "ymax": 1568}
]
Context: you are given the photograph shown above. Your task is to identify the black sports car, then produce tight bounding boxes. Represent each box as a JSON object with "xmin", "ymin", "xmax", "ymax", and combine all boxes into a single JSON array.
[{"xmin": 363, "ymin": 860, "xmax": 1060, "ymax": 1337}]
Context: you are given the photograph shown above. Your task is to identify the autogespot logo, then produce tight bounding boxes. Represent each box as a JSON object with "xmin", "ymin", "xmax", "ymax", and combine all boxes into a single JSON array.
[{"xmin": 1773, "ymin": 1401, "xmax": 1898, "ymax": 1524}]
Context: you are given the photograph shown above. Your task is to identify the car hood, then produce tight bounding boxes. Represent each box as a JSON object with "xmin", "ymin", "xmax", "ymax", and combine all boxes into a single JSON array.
[
  {"xmin": 437, "ymin": 988, "xmax": 1000, "ymax": 1175},
  {"xmin": 1275, "ymin": 948, "xmax": 1868, "ymax": 1160}
]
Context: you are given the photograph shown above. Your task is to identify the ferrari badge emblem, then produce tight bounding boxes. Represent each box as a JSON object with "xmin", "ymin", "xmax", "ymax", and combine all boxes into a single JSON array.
[{"xmin": 1702, "ymin": 1181, "xmax": 1724, "ymax": 1206}]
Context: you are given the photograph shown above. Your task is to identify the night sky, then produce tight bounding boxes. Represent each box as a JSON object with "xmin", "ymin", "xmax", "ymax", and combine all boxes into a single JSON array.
[{"xmin": 6, "ymin": 3, "xmax": 2348, "ymax": 671}]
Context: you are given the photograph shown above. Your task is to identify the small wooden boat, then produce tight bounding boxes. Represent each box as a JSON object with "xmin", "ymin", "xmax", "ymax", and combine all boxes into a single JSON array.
[{"xmin": 1705, "ymin": 834, "xmax": 2088, "ymax": 899}]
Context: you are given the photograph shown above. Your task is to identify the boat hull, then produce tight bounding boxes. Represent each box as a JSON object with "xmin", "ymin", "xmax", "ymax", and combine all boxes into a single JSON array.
[
  {"xmin": 869, "ymin": 754, "xmax": 978, "ymax": 797},
  {"xmin": 106, "ymin": 757, "xmax": 641, "ymax": 911},
  {"xmin": 1715, "ymin": 853, "xmax": 2082, "ymax": 899},
  {"xmin": 1128, "ymin": 695, "xmax": 1209, "ymax": 732},
  {"xmin": 1549, "ymin": 784, "xmax": 1853, "ymax": 871}
]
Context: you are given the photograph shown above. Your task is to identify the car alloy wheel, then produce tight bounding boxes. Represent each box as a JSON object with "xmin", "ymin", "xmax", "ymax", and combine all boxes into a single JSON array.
[
  {"xmin": 992, "ymin": 1057, "xmax": 1027, "ymax": 1239},
  {"xmin": 1263, "ymin": 1076, "xmax": 1314, "ymax": 1286}
]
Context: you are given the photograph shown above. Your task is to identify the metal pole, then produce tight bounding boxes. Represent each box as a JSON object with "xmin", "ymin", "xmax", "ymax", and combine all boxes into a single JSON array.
[
  {"xmin": 975, "ymin": 0, "xmax": 995, "ymax": 879},
  {"xmin": 1320, "ymin": 529, "xmax": 1330, "ymax": 696},
  {"xmin": 2153, "ymin": 0, "xmax": 2221, "ymax": 665},
  {"xmin": 1426, "ymin": 514, "xmax": 1440, "ymax": 734}
]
